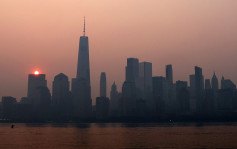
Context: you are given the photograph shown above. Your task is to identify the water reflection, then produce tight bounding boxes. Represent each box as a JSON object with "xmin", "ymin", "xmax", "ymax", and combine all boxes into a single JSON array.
[{"xmin": 0, "ymin": 123, "xmax": 237, "ymax": 148}]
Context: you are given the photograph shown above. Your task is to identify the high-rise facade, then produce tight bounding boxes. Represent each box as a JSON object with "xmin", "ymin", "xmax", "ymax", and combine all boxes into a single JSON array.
[
  {"xmin": 71, "ymin": 17, "xmax": 92, "ymax": 118},
  {"xmin": 138, "ymin": 62, "xmax": 152, "ymax": 97},
  {"xmin": 211, "ymin": 72, "xmax": 219, "ymax": 91},
  {"xmin": 205, "ymin": 79, "xmax": 211, "ymax": 90},
  {"xmin": 110, "ymin": 82, "xmax": 120, "ymax": 116},
  {"xmin": 52, "ymin": 73, "xmax": 70, "ymax": 105},
  {"xmin": 126, "ymin": 58, "xmax": 139, "ymax": 82},
  {"xmin": 100, "ymin": 72, "xmax": 107, "ymax": 97},
  {"xmin": 189, "ymin": 74, "xmax": 196, "ymax": 112},
  {"xmin": 195, "ymin": 66, "xmax": 204, "ymax": 113},
  {"xmin": 166, "ymin": 64, "xmax": 173, "ymax": 85},
  {"xmin": 138, "ymin": 62, "xmax": 153, "ymax": 113},
  {"xmin": 176, "ymin": 81, "xmax": 189, "ymax": 113},
  {"xmin": 27, "ymin": 74, "xmax": 47, "ymax": 104}
]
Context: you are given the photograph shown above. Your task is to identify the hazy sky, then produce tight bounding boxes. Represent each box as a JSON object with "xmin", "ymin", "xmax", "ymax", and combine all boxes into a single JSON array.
[{"xmin": 1, "ymin": 0, "xmax": 237, "ymax": 104}]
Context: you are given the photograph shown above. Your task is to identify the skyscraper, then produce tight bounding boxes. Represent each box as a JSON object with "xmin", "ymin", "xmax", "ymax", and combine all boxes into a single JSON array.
[
  {"xmin": 221, "ymin": 76, "xmax": 236, "ymax": 90},
  {"xmin": 27, "ymin": 73, "xmax": 47, "ymax": 104},
  {"xmin": 166, "ymin": 64, "xmax": 173, "ymax": 85},
  {"xmin": 189, "ymin": 74, "xmax": 196, "ymax": 112},
  {"xmin": 211, "ymin": 72, "xmax": 219, "ymax": 91},
  {"xmin": 176, "ymin": 81, "xmax": 189, "ymax": 113},
  {"xmin": 76, "ymin": 17, "xmax": 90, "ymax": 85},
  {"xmin": 71, "ymin": 17, "xmax": 92, "ymax": 118},
  {"xmin": 52, "ymin": 73, "xmax": 70, "ymax": 105},
  {"xmin": 100, "ymin": 72, "xmax": 107, "ymax": 97},
  {"xmin": 138, "ymin": 62, "xmax": 152, "ymax": 97},
  {"xmin": 109, "ymin": 82, "xmax": 121, "ymax": 117},
  {"xmin": 126, "ymin": 58, "xmax": 139, "ymax": 82},
  {"xmin": 195, "ymin": 66, "xmax": 204, "ymax": 113},
  {"xmin": 152, "ymin": 76, "xmax": 167, "ymax": 115},
  {"xmin": 205, "ymin": 79, "xmax": 211, "ymax": 90},
  {"xmin": 138, "ymin": 62, "xmax": 153, "ymax": 113}
]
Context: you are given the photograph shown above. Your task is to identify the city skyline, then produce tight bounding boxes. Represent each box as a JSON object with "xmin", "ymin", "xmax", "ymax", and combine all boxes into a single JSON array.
[{"xmin": 1, "ymin": 0, "xmax": 237, "ymax": 103}]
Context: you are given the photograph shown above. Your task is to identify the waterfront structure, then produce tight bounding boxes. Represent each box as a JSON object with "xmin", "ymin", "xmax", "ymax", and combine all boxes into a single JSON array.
[
  {"xmin": 152, "ymin": 76, "xmax": 168, "ymax": 115},
  {"xmin": 205, "ymin": 79, "xmax": 211, "ymax": 90},
  {"xmin": 100, "ymin": 72, "xmax": 107, "ymax": 97},
  {"xmin": 221, "ymin": 76, "xmax": 236, "ymax": 90},
  {"xmin": 126, "ymin": 58, "xmax": 139, "ymax": 83},
  {"xmin": 52, "ymin": 73, "xmax": 70, "ymax": 105},
  {"xmin": 176, "ymin": 81, "xmax": 189, "ymax": 113},
  {"xmin": 211, "ymin": 72, "xmax": 219, "ymax": 91},
  {"xmin": 109, "ymin": 82, "xmax": 120, "ymax": 116},
  {"xmin": 27, "ymin": 73, "xmax": 47, "ymax": 105},
  {"xmin": 195, "ymin": 66, "xmax": 204, "ymax": 113},
  {"xmin": 96, "ymin": 97, "xmax": 110, "ymax": 120},
  {"xmin": 71, "ymin": 17, "xmax": 92, "ymax": 118},
  {"xmin": 166, "ymin": 64, "xmax": 173, "ymax": 85}
]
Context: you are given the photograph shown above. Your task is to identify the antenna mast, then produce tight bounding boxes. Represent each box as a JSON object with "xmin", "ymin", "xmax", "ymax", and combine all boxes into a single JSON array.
[{"xmin": 83, "ymin": 16, "xmax": 85, "ymax": 36}]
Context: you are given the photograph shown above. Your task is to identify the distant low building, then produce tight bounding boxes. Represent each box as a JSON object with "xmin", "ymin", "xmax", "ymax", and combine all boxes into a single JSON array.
[
  {"xmin": 2, "ymin": 96, "xmax": 16, "ymax": 119},
  {"xmin": 96, "ymin": 97, "xmax": 110, "ymax": 120}
]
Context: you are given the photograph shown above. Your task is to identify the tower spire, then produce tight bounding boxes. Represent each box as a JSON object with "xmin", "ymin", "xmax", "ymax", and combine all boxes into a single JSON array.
[{"xmin": 83, "ymin": 16, "xmax": 85, "ymax": 36}]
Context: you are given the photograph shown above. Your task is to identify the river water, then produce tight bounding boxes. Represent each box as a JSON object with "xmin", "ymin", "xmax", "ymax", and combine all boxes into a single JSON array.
[{"xmin": 0, "ymin": 123, "xmax": 237, "ymax": 148}]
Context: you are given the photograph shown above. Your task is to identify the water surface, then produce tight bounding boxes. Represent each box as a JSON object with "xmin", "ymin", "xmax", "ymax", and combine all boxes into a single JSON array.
[{"xmin": 0, "ymin": 123, "xmax": 237, "ymax": 148}]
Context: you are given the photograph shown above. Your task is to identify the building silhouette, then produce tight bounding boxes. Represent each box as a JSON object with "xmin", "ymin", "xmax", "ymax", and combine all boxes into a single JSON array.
[
  {"xmin": 195, "ymin": 66, "xmax": 204, "ymax": 114},
  {"xmin": 71, "ymin": 17, "xmax": 92, "ymax": 118},
  {"xmin": 138, "ymin": 62, "xmax": 152, "ymax": 98},
  {"xmin": 52, "ymin": 73, "xmax": 72, "ymax": 119},
  {"xmin": 100, "ymin": 72, "xmax": 107, "ymax": 97},
  {"xmin": 176, "ymin": 81, "xmax": 190, "ymax": 113},
  {"xmin": 109, "ymin": 82, "xmax": 120, "ymax": 117},
  {"xmin": 96, "ymin": 97, "xmax": 110, "ymax": 120},
  {"xmin": 1, "ymin": 96, "xmax": 16, "ymax": 119},
  {"xmin": 165, "ymin": 64, "xmax": 176, "ymax": 114},
  {"xmin": 221, "ymin": 76, "xmax": 236, "ymax": 90},
  {"xmin": 52, "ymin": 73, "xmax": 70, "ymax": 105},
  {"xmin": 126, "ymin": 58, "xmax": 139, "ymax": 83},
  {"xmin": 27, "ymin": 73, "xmax": 47, "ymax": 105},
  {"xmin": 121, "ymin": 81, "xmax": 137, "ymax": 117},
  {"xmin": 166, "ymin": 64, "xmax": 173, "ymax": 85},
  {"xmin": 205, "ymin": 79, "xmax": 211, "ymax": 90},
  {"xmin": 138, "ymin": 62, "xmax": 154, "ymax": 114},
  {"xmin": 189, "ymin": 74, "xmax": 196, "ymax": 112},
  {"xmin": 152, "ymin": 76, "xmax": 167, "ymax": 115},
  {"xmin": 211, "ymin": 72, "xmax": 219, "ymax": 91}
]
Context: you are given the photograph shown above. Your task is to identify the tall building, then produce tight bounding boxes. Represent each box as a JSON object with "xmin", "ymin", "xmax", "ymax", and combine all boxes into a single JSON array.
[
  {"xmin": 71, "ymin": 17, "xmax": 92, "ymax": 118},
  {"xmin": 96, "ymin": 97, "xmax": 110, "ymax": 120},
  {"xmin": 52, "ymin": 73, "xmax": 70, "ymax": 105},
  {"xmin": 27, "ymin": 73, "xmax": 47, "ymax": 104},
  {"xmin": 138, "ymin": 62, "xmax": 152, "ymax": 97},
  {"xmin": 195, "ymin": 66, "xmax": 204, "ymax": 113},
  {"xmin": 2, "ymin": 96, "xmax": 17, "ymax": 119},
  {"xmin": 205, "ymin": 79, "xmax": 211, "ymax": 90},
  {"xmin": 76, "ymin": 17, "xmax": 90, "ymax": 85},
  {"xmin": 211, "ymin": 72, "xmax": 219, "ymax": 91},
  {"xmin": 109, "ymin": 82, "xmax": 120, "ymax": 116},
  {"xmin": 152, "ymin": 76, "xmax": 168, "ymax": 115},
  {"xmin": 138, "ymin": 62, "xmax": 153, "ymax": 113},
  {"xmin": 176, "ymin": 81, "xmax": 189, "ymax": 113},
  {"xmin": 100, "ymin": 72, "xmax": 107, "ymax": 97},
  {"xmin": 189, "ymin": 74, "xmax": 196, "ymax": 112},
  {"xmin": 126, "ymin": 58, "xmax": 139, "ymax": 82},
  {"xmin": 121, "ymin": 81, "xmax": 137, "ymax": 117},
  {"xmin": 165, "ymin": 64, "xmax": 175, "ymax": 114},
  {"xmin": 221, "ymin": 76, "xmax": 236, "ymax": 90},
  {"xmin": 166, "ymin": 64, "xmax": 173, "ymax": 85}
]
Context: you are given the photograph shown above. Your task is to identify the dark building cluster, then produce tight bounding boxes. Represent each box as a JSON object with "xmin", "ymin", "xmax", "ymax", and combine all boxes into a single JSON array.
[{"xmin": 1, "ymin": 21, "xmax": 237, "ymax": 122}]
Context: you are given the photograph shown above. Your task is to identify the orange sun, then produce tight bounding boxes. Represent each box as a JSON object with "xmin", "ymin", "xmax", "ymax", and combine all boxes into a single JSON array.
[{"xmin": 34, "ymin": 70, "xmax": 39, "ymax": 75}]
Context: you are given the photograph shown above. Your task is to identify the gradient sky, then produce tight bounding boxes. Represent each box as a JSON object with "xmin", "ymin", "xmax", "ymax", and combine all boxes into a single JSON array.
[{"xmin": 1, "ymin": 0, "xmax": 237, "ymax": 104}]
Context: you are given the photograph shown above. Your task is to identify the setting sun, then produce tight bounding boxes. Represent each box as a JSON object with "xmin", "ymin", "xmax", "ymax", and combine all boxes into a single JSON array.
[{"xmin": 34, "ymin": 70, "xmax": 39, "ymax": 75}]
